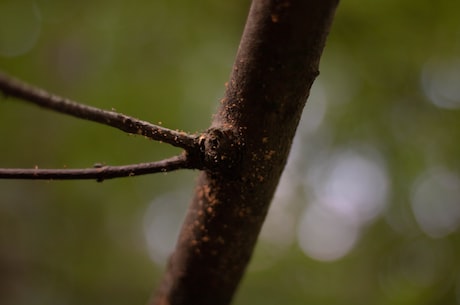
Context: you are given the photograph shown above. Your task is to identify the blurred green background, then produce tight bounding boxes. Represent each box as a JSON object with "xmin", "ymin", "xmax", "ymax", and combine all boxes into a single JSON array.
[{"xmin": 1, "ymin": 0, "xmax": 460, "ymax": 304}]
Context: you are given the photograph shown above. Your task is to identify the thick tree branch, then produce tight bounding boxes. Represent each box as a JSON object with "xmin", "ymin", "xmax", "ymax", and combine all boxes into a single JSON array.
[
  {"xmin": 0, "ymin": 72, "xmax": 197, "ymax": 150},
  {"xmin": 152, "ymin": 1, "xmax": 339, "ymax": 304},
  {"xmin": 0, "ymin": 154, "xmax": 192, "ymax": 181}
]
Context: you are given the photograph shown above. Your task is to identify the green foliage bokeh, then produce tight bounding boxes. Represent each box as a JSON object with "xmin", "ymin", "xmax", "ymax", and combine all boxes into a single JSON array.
[{"xmin": 1, "ymin": 1, "xmax": 460, "ymax": 304}]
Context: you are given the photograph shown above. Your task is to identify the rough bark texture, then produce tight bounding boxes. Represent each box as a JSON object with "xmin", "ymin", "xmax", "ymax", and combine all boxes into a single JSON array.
[{"xmin": 153, "ymin": 0, "xmax": 339, "ymax": 304}]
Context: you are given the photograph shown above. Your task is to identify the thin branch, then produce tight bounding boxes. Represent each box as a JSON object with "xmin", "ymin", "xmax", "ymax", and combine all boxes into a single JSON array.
[
  {"xmin": 0, "ymin": 154, "xmax": 193, "ymax": 181},
  {"xmin": 0, "ymin": 72, "xmax": 197, "ymax": 150}
]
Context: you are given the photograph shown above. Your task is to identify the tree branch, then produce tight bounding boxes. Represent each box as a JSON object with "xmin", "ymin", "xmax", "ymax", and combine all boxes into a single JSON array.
[
  {"xmin": 152, "ymin": 0, "xmax": 339, "ymax": 304},
  {"xmin": 0, "ymin": 154, "xmax": 192, "ymax": 181},
  {"xmin": 0, "ymin": 72, "xmax": 197, "ymax": 150}
]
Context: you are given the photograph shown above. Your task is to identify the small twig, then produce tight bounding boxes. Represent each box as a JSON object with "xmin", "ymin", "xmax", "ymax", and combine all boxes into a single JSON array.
[
  {"xmin": 0, "ymin": 154, "xmax": 193, "ymax": 181},
  {"xmin": 0, "ymin": 72, "xmax": 197, "ymax": 150}
]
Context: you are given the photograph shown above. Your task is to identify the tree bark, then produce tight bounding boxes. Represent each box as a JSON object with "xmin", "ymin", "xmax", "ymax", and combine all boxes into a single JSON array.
[{"xmin": 152, "ymin": 0, "xmax": 339, "ymax": 304}]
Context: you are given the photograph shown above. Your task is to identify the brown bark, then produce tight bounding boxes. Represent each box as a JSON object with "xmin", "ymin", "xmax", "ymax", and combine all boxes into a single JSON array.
[{"xmin": 152, "ymin": 0, "xmax": 339, "ymax": 304}]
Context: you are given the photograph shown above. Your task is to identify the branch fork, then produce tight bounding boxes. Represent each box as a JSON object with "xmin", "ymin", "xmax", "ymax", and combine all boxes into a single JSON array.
[{"xmin": 0, "ymin": 72, "xmax": 239, "ymax": 181}]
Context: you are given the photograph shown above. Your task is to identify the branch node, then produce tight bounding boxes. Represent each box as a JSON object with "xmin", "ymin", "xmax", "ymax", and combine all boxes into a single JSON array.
[{"xmin": 198, "ymin": 128, "xmax": 243, "ymax": 174}]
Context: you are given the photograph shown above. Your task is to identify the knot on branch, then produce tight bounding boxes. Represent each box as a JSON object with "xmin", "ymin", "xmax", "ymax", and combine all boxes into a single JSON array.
[{"xmin": 198, "ymin": 128, "xmax": 242, "ymax": 174}]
